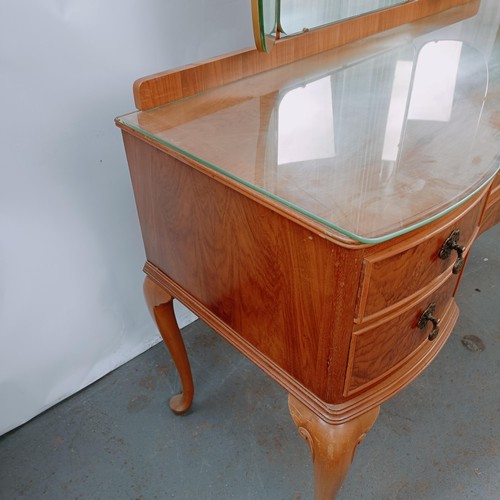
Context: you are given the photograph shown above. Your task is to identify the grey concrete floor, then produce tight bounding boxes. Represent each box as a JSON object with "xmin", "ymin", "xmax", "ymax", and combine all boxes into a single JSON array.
[{"xmin": 1, "ymin": 226, "xmax": 499, "ymax": 500}]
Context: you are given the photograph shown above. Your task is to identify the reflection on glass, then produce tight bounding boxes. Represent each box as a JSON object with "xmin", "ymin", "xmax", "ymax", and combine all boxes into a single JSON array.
[
  {"xmin": 382, "ymin": 60, "xmax": 412, "ymax": 162},
  {"xmin": 121, "ymin": 36, "xmax": 496, "ymax": 242},
  {"xmin": 268, "ymin": 41, "xmax": 491, "ymax": 238},
  {"xmin": 396, "ymin": 41, "xmax": 489, "ymax": 209},
  {"xmin": 408, "ymin": 41, "xmax": 463, "ymax": 122},
  {"xmin": 280, "ymin": 0, "xmax": 409, "ymax": 35},
  {"xmin": 278, "ymin": 76, "xmax": 335, "ymax": 165},
  {"xmin": 270, "ymin": 46, "xmax": 417, "ymax": 234}
]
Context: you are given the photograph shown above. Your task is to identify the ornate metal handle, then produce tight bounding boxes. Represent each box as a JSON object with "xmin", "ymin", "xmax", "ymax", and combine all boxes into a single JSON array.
[
  {"xmin": 439, "ymin": 229, "xmax": 465, "ymax": 274},
  {"xmin": 418, "ymin": 303, "xmax": 441, "ymax": 341}
]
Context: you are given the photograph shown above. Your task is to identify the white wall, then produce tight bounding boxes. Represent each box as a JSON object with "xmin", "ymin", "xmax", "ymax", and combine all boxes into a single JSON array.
[{"xmin": 0, "ymin": 0, "xmax": 254, "ymax": 435}]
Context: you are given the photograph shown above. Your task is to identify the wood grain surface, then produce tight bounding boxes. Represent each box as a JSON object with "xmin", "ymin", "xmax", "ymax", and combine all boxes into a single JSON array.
[
  {"xmin": 120, "ymin": 129, "xmax": 491, "ymax": 424},
  {"xmin": 134, "ymin": 0, "xmax": 478, "ymax": 111},
  {"xmin": 347, "ymin": 273, "xmax": 459, "ymax": 393},
  {"xmin": 479, "ymin": 172, "xmax": 500, "ymax": 235},
  {"xmin": 356, "ymin": 194, "xmax": 485, "ymax": 322},
  {"xmin": 123, "ymin": 131, "xmax": 364, "ymax": 404}
]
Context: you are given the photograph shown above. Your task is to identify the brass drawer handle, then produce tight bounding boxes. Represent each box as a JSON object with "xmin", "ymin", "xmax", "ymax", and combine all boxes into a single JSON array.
[
  {"xmin": 439, "ymin": 229, "xmax": 465, "ymax": 274},
  {"xmin": 418, "ymin": 303, "xmax": 441, "ymax": 341}
]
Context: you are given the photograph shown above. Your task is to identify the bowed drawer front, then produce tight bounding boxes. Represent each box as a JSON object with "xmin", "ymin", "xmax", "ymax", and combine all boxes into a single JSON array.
[
  {"xmin": 344, "ymin": 189, "xmax": 490, "ymax": 398},
  {"xmin": 355, "ymin": 194, "xmax": 485, "ymax": 324},
  {"xmin": 346, "ymin": 273, "xmax": 459, "ymax": 395}
]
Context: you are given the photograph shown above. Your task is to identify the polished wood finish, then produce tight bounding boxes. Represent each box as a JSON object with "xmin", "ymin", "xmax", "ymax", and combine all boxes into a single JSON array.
[
  {"xmin": 125, "ymin": 132, "xmax": 363, "ymax": 405},
  {"xmin": 117, "ymin": 0, "xmax": 497, "ymax": 496},
  {"xmin": 122, "ymin": 128, "xmax": 491, "ymax": 419},
  {"xmin": 479, "ymin": 172, "xmax": 500, "ymax": 235},
  {"xmin": 134, "ymin": 0, "xmax": 478, "ymax": 111},
  {"xmin": 119, "ymin": 92, "xmax": 494, "ymax": 500},
  {"xmin": 143, "ymin": 276, "xmax": 194, "ymax": 414},
  {"xmin": 289, "ymin": 395, "xmax": 380, "ymax": 500},
  {"xmin": 347, "ymin": 274, "xmax": 458, "ymax": 394},
  {"xmin": 141, "ymin": 246, "xmax": 461, "ymax": 424},
  {"xmin": 355, "ymin": 193, "xmax": 485, "ymax": 323}
]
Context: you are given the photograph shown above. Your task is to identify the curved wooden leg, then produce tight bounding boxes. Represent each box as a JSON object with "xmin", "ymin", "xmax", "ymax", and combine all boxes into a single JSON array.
[
  {"xmin": 143, "ymin": 276, "xmax": 194, "ymax": 415},
  {"xmin": 288, "ymin": 395, "xmax": 380, "ymax": 500}
]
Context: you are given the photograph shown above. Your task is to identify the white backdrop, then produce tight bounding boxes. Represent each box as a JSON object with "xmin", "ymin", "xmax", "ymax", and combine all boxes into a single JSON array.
[{"xmin": 0, "ymin": 0, "xmax": 254, "ymax": 435}]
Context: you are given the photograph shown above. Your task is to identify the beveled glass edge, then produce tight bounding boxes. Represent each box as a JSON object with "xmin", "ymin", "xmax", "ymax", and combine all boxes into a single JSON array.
[
  {"xmin": 117, "ymin": 116, "xmax": 499, "ymax": 244},
  {"xmin": 252, "ymin": 0, "xmax": 275, "ymax": 53}
]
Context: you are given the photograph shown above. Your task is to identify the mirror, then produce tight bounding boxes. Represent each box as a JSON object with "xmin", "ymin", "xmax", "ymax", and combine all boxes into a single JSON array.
[
  {"xmin": 252, "ymin": 0, "xmax": 278, "ymax": 53},
  {"xmin": 252, "ymin": 0, "xmax": 410, "ymax": 52}
]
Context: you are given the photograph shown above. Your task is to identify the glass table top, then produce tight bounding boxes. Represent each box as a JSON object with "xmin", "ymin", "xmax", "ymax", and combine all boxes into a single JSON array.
[{"xmin": 118, "ymin": 5, "xmax": 500, "ymax": 243}]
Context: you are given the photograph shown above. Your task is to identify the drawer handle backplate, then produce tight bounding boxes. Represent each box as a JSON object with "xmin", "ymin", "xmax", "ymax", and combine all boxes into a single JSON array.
[
  {"xmin": 418, "ymin": 303, "xmax": 441, "ymax": 341},
  {"xmin": 439, "ymin": 229, "xmax": 465, "ymax": 274}
]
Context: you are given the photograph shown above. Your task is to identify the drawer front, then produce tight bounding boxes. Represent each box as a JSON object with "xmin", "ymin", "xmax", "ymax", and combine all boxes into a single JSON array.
[
  {"xmin": 356, "ymin": 195, "xmax": 483, "ymax": 323},
  {"xmin": 479, "ymin": 172, "xmax": 500, "ymax": 235},
  {"xmin": 346, "ymin": 274, "xmax": 458, "ymax": 395}
]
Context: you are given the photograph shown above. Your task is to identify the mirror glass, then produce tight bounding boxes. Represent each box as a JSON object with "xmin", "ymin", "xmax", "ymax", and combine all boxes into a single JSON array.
[
  {"xmin": 253, "ymin": 0, "xmax": 410, "ymax": 52},
  {"xmin": 252, "ymin": 0, "xmax": 278, "ymax": 52},
  {"xmin": 280, "ymin": 0, "xmax": 409, "ymax": 34}
]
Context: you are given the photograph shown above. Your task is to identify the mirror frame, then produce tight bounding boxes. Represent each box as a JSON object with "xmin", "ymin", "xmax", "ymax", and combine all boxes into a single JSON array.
[
  {"xmin": 251, "ymin": 0, "xmax": 278, "ymax": 53},
  {"xmin": 251, "ymin": 0, "xmax": 474, "ymax": 53}
]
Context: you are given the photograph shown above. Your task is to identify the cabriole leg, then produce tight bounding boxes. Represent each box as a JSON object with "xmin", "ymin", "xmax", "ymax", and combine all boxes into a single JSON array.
[
  {"xmin": 143, "ymin": 276, "xmax": 194, "ymax": 414},
  {"xmin": 288, "ymin": 395, "xmax": 380, "ymax": 500}
]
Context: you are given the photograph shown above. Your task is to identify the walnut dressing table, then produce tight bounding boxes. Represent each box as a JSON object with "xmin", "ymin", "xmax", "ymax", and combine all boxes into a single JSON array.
[{"xmin": 116, "ymin": 0, "xmax": 499, "ymax": 497}]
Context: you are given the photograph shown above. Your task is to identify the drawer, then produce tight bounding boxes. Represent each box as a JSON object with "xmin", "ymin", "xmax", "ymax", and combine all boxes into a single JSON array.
[
  {"xmin": 479, "ymin": 172, "xmax": 500, "ymax": 235},
  {"xmin": 346, "ymin": 273, "xmax": 458, "ymax": 395},
  {"xmin": 355, "ymin": 194, "xmax": 484, "ymax": 323}
]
